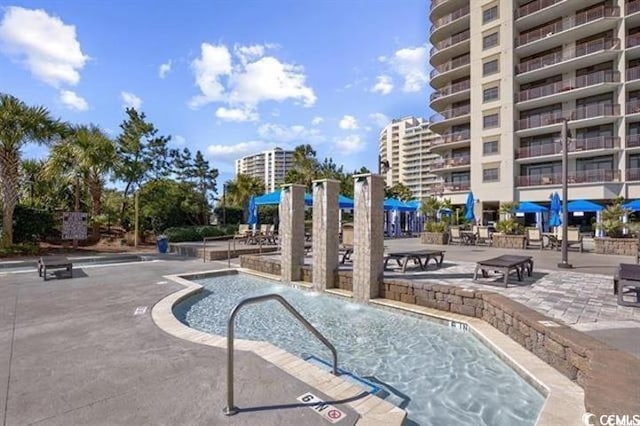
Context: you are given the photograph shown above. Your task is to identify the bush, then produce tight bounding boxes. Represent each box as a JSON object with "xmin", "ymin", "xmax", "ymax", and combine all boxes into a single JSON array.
[
  {"xmin": 0, "ymin": 242, "xmax": 39, "ymax": 257},
  {"xmin": 496, "ymin": 219, "xmax": 523, "ymax": 235},
  {"xmin": 425, "ymin": 221, "xmax": 447, "ymax": 233},
  {"xmin": 13, "ymin": 205, "xmax": 55, "ymax": 243},
  {"xmin": 163, "ymin": 225, "xmax": 238, "ymax": 242}
]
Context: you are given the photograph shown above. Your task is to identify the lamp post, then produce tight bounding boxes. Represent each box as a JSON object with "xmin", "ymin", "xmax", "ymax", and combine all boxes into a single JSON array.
[
  {"xmin": 222, "ymin": 184, "xmax": 227, "ymax": 226},
  {"xmin": 558, "ymin": 118, "xmax": 572, "ymax": 269}
]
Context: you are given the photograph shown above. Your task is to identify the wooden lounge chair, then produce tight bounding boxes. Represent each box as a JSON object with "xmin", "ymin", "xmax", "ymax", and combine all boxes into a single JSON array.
[
  {"xmin": 449, "ymin": 227, "xmax": 462, "ymax": 245},
  {"xmin": 526, "ymin": 228, "xmax": 543, "ymax": 250},
  {"xmin": 473, "ymin": 255, "xmax": 533, "ymax": 287},
  {"xmin": 38, "ymin": 256, "xmax": 73, "ymax": 281},
  {"xmin": 383, "ymin": 250, "xmax": 445, "ymax": 272}
]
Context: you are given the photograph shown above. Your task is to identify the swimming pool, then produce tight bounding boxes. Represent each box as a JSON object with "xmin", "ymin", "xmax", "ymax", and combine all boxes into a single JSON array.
[{"xmin": 174, "ymin": 274, "xmax": 544, "ymax": 426}]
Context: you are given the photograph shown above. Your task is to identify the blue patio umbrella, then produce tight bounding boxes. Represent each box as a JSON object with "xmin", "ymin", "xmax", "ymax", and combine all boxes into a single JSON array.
[
  {"xmin": 566, "ymin": 199, "xmax": 603, "ymax": 212},
  {"xmin": 338, "ymin": 195, "xmax": 354, "ymax": 209},
  {"xmin": 623, "ymin": 199, "xmax": 640, "ymax": 212},
  {"xmin": 464, "ymin": 192, "xmax": 475, "ymax": 221},
  {"xmin": 247, "ymin": 195, "xmax": 258, "ymax": 225},
  {"xmin": 253, "ymin": 190, "xmax": 313, "ymax": 206},
  {"xmin": 515, "ymin": 201, "xmax": 548, "ymax": 213},
  {"xmin": 549, "ymin": 192, "xmax": 562, "ymax": 227}
]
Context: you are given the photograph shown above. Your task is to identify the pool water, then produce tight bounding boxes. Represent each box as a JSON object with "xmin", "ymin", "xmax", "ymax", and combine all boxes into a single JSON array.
[{"xmin": 174, "ymin": 274, "xmax": 544, "ymax": 426}]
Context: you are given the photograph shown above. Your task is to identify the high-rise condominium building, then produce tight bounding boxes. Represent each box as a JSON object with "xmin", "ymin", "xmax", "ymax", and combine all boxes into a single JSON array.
[
  {"xmin": 429, "ymin": 0, "xmax": 640, "ymax": 220},
  {"xmin": 379, "ymin": 117, "xmax": 441, "ymax": 199},
  {"xmin": 234, "ymin": 147, "xmax": 294, "ymax": 192}
]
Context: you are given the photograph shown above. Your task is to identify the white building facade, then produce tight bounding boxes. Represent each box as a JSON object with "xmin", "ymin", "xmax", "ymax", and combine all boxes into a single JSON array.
[{"xmin": 234, "ymin": 147, "xmax": 295, "ymax": 192}]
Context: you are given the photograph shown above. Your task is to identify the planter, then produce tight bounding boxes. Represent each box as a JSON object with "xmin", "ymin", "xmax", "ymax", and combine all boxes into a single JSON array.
[
  {"xmin": 492, "ymin": 233, "xmax": 526, "ymax": 249},
  {"xmin": 594, "ymin": 237, "xmax": 639, "ymax": 256},
  {"xmin": 421, "ymin": 232, "xmax": 449, "ymax": 245}
]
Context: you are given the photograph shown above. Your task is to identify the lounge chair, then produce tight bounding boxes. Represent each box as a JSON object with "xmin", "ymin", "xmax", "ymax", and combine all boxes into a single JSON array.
[
  {"xmin": 476, "ymin": 226, "xmax": 493, "ymax": 247},
  {"xmin": 449, "ymin": 227, "xmax": 462, "ymax": 245},
  {"xmin": 526, "ymin": 228, "xmax": 543, "ymax": 250},
  {"xmin": 567, "ymin": 228, "xmax": 583, "ymax": 253},
  {"xmin": 233, "ymin": 224, "xmax": 251, "ymax": 244},
  {"xmin": 339, "ymin": 223, "xmax": 354, "ymax": 264}
]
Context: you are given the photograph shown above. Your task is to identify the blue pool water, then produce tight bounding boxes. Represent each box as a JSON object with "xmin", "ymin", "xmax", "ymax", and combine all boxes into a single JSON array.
[{"xmin": 174, "ymin": 274, "xmax": 544, "ymax": 426}]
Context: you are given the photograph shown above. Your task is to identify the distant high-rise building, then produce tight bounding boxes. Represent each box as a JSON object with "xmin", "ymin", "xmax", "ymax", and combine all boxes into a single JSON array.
[
  {"xmin": 429, "ymin": 0, "xmax": 640, "ymax": 221},
  {"xmin": 234, "ymin": 147, "xmax": 294, "ymax": 192},
  {"xmin": 378, "ymin": 117, "xmax": 441, "ymax": 199}
]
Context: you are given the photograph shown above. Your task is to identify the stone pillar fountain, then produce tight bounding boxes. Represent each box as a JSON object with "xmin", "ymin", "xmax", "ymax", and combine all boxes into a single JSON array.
[
  {"xmin": 312, "ymin": 179, "xmax": 339, "ymax": 291},
  {"xmin": 279, "ymin": 184, "xmax": 305, "ymax": 282}
]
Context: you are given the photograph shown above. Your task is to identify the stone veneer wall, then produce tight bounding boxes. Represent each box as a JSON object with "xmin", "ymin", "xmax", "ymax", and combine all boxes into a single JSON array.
[
  {"xmin": 420, "ymin": 232, "xmax": 449, "ymax": 245},
  {"xmin": 491, "ymin": 234, "xmax": 526, "ymax": 249},
  {"xmin": 594, "ymin": 237, "xmax": 638, "ymax": 256},
  {"xmin": 170, "ymin": 244, "xmax": 278, "ymax": 260}
]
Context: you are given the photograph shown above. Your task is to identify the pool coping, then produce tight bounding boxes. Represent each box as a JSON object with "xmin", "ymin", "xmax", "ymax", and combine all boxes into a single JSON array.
[
  {"xmin": 154, "ymin": 268, "xmax": 585, "ymax": 426},
  {"xmin": 153, "ymin": 268, "xmax": 406, "ymax": 425}
]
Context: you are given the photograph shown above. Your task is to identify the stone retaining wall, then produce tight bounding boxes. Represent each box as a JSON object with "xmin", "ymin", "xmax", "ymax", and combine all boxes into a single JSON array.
[
  {"xmin": 171, "ymin": 244, "xmax": 278, "ymax": 260},
  {"xmin": 491, "ymin": 234, "xmax": 526, "ymax": 249},
  {"xmin": 594, "ymin": 237, "xmax": 638, "ymax": 256},
  {"xmin": 420, "ymin": 232, "xmax": 449, "ymax": 245}
]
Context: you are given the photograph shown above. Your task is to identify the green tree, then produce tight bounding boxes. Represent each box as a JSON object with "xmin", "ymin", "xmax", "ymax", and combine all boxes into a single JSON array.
[
  {"xmin": 190, "ymin": 150, "xmax": 218, "ymax": 224},
  {"xmin": 285, "ymin": 144, "xmax": 319, "ymax": 190},
  {"xmin": 137, "ymin": 179, "xmax": 201, "ymax": 232},
  {"xmin": 385, "ymin": 182, "xmax": 414, "ymax": 201},
  {"xmin": 113, "ymin": 108, "xmax": 171, "ymax": 223},
  {"xmin": 224, "ymin": 173, "xmax": 265, "ymax": 221},
  {"xmin": 0, "ymin": 94, "xmax": 64, "ymax": 247}
]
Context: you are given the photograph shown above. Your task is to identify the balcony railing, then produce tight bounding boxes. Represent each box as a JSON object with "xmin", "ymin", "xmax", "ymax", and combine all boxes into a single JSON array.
[
  {"xmin": 628, "ymin": 33, "xmax": 640, "ymax": 48},
  {"xmin": 430, "ymin": 0, "xmax": 448, "ymax": 10},
  {"xmin": 433, "ymin": 130, "xmax": 471, "ymax": 145},
  {"xmin": 515, "ymin": 136, "xmax": 620, "ymax": 159},
  {"xmin": 516, "ymin": 38, "xmax": 620, "ymax": 74},
  {"xmin": 429, "ymin": 181, "xmax": 470, "ymax": 194},
  {"xmin": 628, "ymin": 168, "xmax": 640, "ymax": 181},
  {"xmin": 431, "ymin": 155, "xmax": 471, "ymax": 170},
  {"xmin": 516, "ymin": 6, "xmax": 619, "ymax": 47},
  {"xmin": 430, "ymin": 79, "xmax": 470, "ymax": 102},
  {"xmin": 431, "ymin": 30, "xmax": 470, "ymax": 56},
  {"xmin": 627, "ymin": 65, "xmax": 640, "ymax": 81},
  {"xmin": 430, "ymin": 104, "xmax": 470, "ymax": 122},
  {"xmin": 517, "ymin": 169, "xmax": 620, "ymax": 186},
  {"xmin": 430, "ymin": 54, "xmax": 470, "ymax": 79},
  {"xmin": 515, "ymin": 0, "xmax": 561, "ymax": 20},
  {"xmin": 627, "ymin": 100, "xmax": 640, "ymax": 114},
  {"xmin": 572, "ymin": 103, "xmax": 620, "ymax": 120},
  {"xmin": 628, "ymin": 0, "xmax": 640, "ymax": 15},
  {"xmin": 431, "ymin": 6, "xmax": 469, "ymax": 33},
  {"xmin": 516, "ymin": 70, "xmax": 620, "ymax": 102},
  {"xmin": 516, "ymin": 104, "xmax": 620, "ymax": 130},
  {"xmin": 628, "ymin": 134, "xmax": 640, "ymax": 147},
  {"xmin": 517, "ymin": 110, "xmax": 564, "ymax": 130}
]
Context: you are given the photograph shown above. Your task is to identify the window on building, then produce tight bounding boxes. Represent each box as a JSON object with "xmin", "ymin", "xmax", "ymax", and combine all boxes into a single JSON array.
[
  {"xmin": 483, "ymin": 59, "xmax": 499, "ymax": 76},
  {"xmin": 483, "ymin": 32, "xmax": 499, "ymax": 50},
  {"xmin": 629, "ymin": 154, "xmax": 640, "ymax": 170},
  {"xmin": 483, "ymin": 113, "xmax": 499, "ymax": 129},
  {"xmin": 576, "ymin": 155, "xmax": 613, "ymax": 171},
  {"xmin": 483, "ymin": 5, "xmax": 498, "ymax": 24},
  {"xmin": 483, "ymin": 140, "xmax": 499, "ymax": 155},
  {"xmin": 483, "ymin": 86, "xmax": 499, "ymax": 102},
  {"xmin": 483, "ymin": 168, "xmax": 499, "ymax": 182}
]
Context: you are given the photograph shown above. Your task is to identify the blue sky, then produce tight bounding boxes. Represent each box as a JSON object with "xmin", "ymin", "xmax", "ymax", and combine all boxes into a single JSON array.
[{"xmin": 0, "ymin": 0, "xmax": 432, "ymax": 186}]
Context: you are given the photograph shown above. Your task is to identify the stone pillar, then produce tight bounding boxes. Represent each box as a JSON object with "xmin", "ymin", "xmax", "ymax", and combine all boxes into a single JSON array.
[
  {"xmin": 352, "ymin": 174, "xmax": 384, "ymax": 302},
  {"xmin": 312, "ymin": 179, "xmax": 339, "ymax": 291},
  {"xmin": 279, "ymin": 184, "xmax": 305, "ymax": 282}
]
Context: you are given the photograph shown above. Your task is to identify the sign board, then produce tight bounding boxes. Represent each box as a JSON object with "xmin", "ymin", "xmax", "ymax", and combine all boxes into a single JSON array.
[
  {"xmin": 297, "ymin": 392, "xmax": 347, "ymax": 424},
  {"xmin": 62, "ymin": 212, "xmax": 88, "ymax": 240}
]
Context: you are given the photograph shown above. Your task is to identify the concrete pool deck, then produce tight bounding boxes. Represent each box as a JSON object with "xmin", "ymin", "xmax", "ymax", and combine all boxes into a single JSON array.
[{"xmin": 0, "ymin": 256, "xmax": 363, "ymax": 425}]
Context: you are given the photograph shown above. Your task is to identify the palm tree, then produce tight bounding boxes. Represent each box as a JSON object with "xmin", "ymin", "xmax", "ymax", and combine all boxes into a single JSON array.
[
  {"xmin": 285, "ymin": 144, "xmax": 318, "ymax": 190},
  {"xmin": 44, "ymin": 124, "xmax": 116, "ymax": 239},
  {"xmin": 0, "ymin": 94, "xmax": 63, "ymax": 247},
  {"xmin": 224, "ymin": 174, "xmax": 265, "ymax": 221}
]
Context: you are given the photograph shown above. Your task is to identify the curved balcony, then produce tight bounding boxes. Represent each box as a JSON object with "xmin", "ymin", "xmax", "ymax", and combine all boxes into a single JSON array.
[
  {"xmin": 430, "ymin": 155, "xmax": 471, "ymax": 172},
  {"xmin": 430, "ymin": 6, "xmax": 469, "ymax": 42},
  {"xmin": 429, "ymin": 105, "xmax": 470, "ymax": 133},
  {"xmin": 516, "ymin": 169, "xmax": 620, "ymax": 187},
  {"xmin": 430, "ymin": 79, "xmax": 470, "ymax": 107},
  {"xmin": 430, "ymin": 0, "xmax": 467, "ymax": 22},
  {"xmin": 516, "ymin": 70, "xmax": 620, "ymax": 108},
  {"xmin": 515, "ymin": 136, "xmax": 620, "ymax": 160},
  {"xmin": 430, "ymin": 54, "xmax": 470, "ymax": 88},
  {"xmin": 430, "ymin": 30, "xmax": 470, "ymax": 66},
  {"xmin": 515, "ymin": 0, "xmax": 604, "ymax": 28},
  {"xmin": 515, "ymin": 6, "xmax": 619, "ymax": 56},
  {"xmin": 515, "ymin": 38, "xmax": 621, "ymax": 83},
  {"xmin": 628, "ymin": 134, "xmax": 640, "ymax": 148},
  {"xmin": 429, "ymin": 130, "xmax": 471, "ymax": 153},
  {"xmin": 429, "ymin": 181, "xmax": 470, "ymax": 194}
]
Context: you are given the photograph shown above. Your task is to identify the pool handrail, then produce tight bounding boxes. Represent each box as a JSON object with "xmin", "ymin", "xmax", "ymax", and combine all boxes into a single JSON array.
[{"xmin": 224, "ymin": 293, "xmax": 339, "ymax": 416}]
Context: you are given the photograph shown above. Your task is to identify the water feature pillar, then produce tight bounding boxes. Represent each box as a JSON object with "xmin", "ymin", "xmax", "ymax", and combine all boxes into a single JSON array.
[
  {"xmin": 312, "ymin": 179, "xmax": 339, "ymax": 291},
  {"xmin": 352, "ymin": 173, "xmax": 384, "ymax": 302},
  {"xmin": 280, "ymin": 184, "xmax": 305, "ymax": 282}
]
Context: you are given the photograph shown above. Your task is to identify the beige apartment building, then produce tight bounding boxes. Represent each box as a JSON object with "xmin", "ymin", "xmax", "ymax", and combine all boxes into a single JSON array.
[
  {"xmin": 379, "ymin": 117, "xmax": 441, "ymax": 199},
  {"xmin": 234, "ymin": 147, "xmax": 294, "ymax": 192},
  {"xmin": 429, "ymin": 0, "xmax": 640, "ymax": 220}
]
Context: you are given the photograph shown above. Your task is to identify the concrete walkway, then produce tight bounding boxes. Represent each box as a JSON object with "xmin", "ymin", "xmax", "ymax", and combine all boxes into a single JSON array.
[{"xmin": 0, "ymin": 257, "xmax": 358, "ymax": 425}]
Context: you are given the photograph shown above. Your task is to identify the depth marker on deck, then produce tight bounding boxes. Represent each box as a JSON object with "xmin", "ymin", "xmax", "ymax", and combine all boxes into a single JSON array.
[
  {"xmin": 156, "ymin": 281, "xmax": 168, "ymax": 285},
  {"xmin": 297, "ymin": 392, "xmax": 346, "ymax": 423},
  {"xmin": 134, "ymin": 306, "xmax": 148, "ymax": 315}
]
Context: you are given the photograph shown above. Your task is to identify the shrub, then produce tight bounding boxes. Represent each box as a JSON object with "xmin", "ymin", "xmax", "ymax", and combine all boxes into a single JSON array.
[
  {"xmin": 13, "ymin": 205, "xmax": 55, "ymax": 243},
  {"xmin": 597, "ymin": 198, "xmax": 629, "ymax": 238},
  {"xmin": 496, "ymin": 219, "xmax": 523, "ymax": 235},
  {"xmin": 425, "ymin": 221, "xmax": 447, "ymax": 233},
  {"xmin": 0, "ymin": 242, "xmax": 39, "ymax": 257},
  {"xmin": 163, "ymin": 225, "xmax": 238, "ymax": 242}
]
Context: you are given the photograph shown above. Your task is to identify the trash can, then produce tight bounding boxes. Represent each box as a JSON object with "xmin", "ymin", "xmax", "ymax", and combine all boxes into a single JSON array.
[{"xmin": 156, "ymin": 236, "xmax": 168, "ymax": 253}]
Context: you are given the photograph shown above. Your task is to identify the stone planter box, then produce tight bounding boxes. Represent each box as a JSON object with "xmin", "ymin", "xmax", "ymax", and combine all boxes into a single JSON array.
[
  {"xmin": 421, "ymin": 232, "xmax": 449, "ymax": 245},
  {"xmin": 491, "ymin": 233, "xmax": 526, "ymax": 249},
  {"xmin": 594, "ymin": 237, "xmax": 638, "ymax": 256}
]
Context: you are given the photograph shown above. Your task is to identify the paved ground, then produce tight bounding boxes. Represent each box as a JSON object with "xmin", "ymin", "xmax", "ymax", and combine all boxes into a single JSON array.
[{"xmin": 0, "ymin": 256, "xmax": 359, "ymax": 426}]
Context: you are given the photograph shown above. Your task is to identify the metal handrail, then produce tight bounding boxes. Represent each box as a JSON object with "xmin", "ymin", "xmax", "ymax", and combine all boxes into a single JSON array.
[
  {"xmin": 202, "ymin": 235, "xmax": 236, "ymax": 267},
  {"xmin": 224, "ymin": 293, "xmax": 339, "ymax": 416}
]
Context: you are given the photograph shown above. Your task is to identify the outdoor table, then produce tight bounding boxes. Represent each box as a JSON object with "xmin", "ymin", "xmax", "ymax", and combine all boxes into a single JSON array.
[
  {"xmin": 613, "ymin": 263, "xmax": 640, "ymax": 307},
  {"xmin": 542, "ymin": 232, "xmax": 559, "ymax": 250},
  {"xmin": 473, "ymin": 255, "xmax": 533, "ymax": 287},
  {"xmin": 460, "ymin": 230, "xmax": 477, "ymax": 245},
  {"xmin": 38, "ymin": 256, "xmax": 73, "ymax": 281}
]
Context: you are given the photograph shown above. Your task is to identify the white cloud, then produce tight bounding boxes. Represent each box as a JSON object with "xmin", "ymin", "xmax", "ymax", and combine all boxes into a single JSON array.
[
  {"xmin": 215, "ymin": 106, "xmax": 258, "ymax": 122},
  {"xmin": 0, "ymin": 7, "xmax": 88, "ymax": 87},
  {"xmin": 121, "ymin": 91, "xmax": 142, "ymax": 110},
  {"xmin": 207, "ymin": 140, "xmax": 274, "ymax": 159},
  {"xmin": 371, "ymin": 75, "xmax": 393, "ymax": 95},
  {"xmin": 158, "ymin": 60, "xmax": 172, "ymax": 78},
  {"xmin": 339, "ymin": 115, "xmax": 358, "ymax": 130},
  {"xmin": 383, "ymin": 46, "xmax": 428, "ymax": 92},
  {"xmin": 189, "ymin": 42, "xmax": 316, "ymax": 119},
  {"xmin": 369, "ymin": 112, "xmax": 389, "ymax": 128},
  {"xmin": 334, "ymin": 134, "xmax": 365, "ymax": 154},
  {"xmin": 173, "ymin": 134, "xmax": 186, "ymax": 145},
  {"xmin": 59, "ymin": 89, "xmax": 88, "ymax": 111},
  {"xmin": 257, "ymin": 123, "xmax": 324, "ymax": 143},
  {"xmin": 311, "ymin": 116, "xmax": 323, "ymax": 125}
]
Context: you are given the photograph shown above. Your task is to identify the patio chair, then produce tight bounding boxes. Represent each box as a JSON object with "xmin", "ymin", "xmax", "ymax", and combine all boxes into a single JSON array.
[
  {"xmin": 449, "ymin": 227, "xmax": 462, "ymax": 245},
  {"xmin": 526, "ymin": 228, "xmax": 543, "ymax": 250},
  {"xmin": 476, "ymin": 226, "xmax": 492, "ymax": 247},
  {"xmin": 567, "ymin": 227, "xmax": 583, "ymax": 253},
  {"xmin": 233, "ymin": 224, "xmax": 251, "ymax": 244},
  {"xmin": 341, "ymin": 223, "xmax": 354, "ymax": 246}
]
